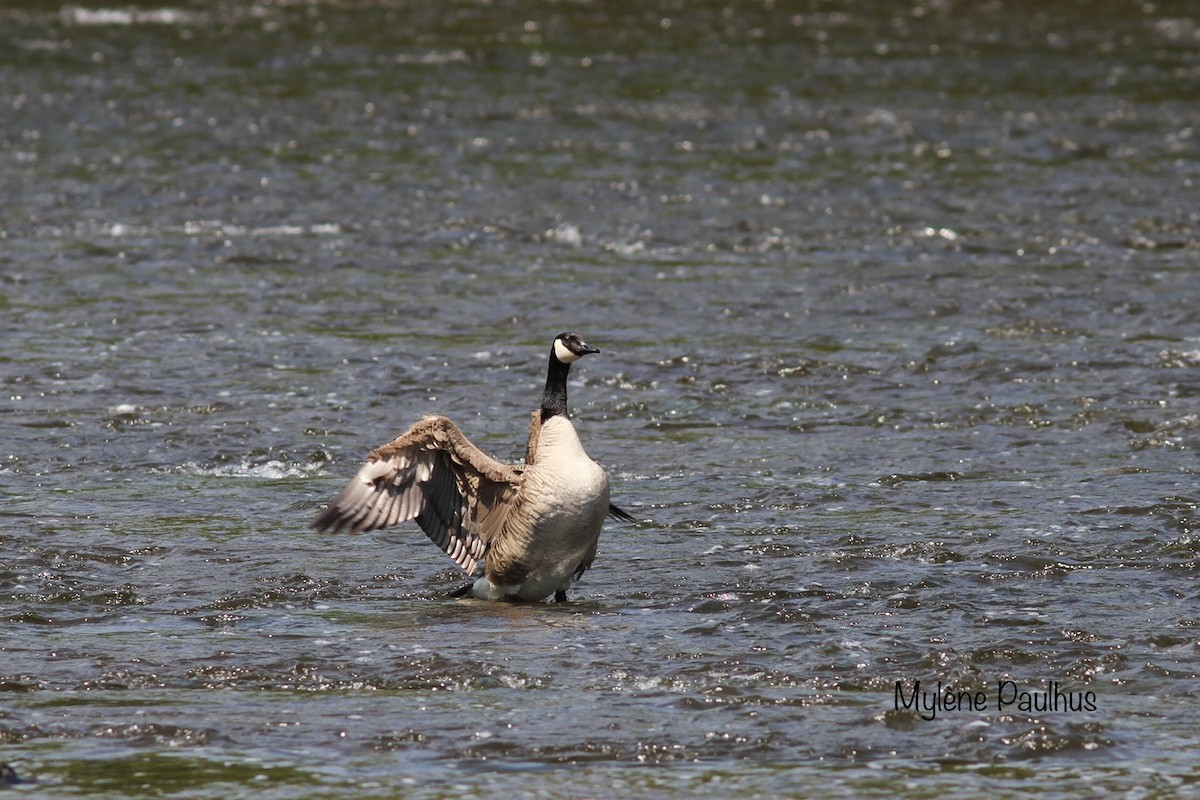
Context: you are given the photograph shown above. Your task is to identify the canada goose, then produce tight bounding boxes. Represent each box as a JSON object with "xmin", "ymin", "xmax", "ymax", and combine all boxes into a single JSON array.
[{"xmin": 310, "ymin": 332, "xmax": 634, "ymax": 602}]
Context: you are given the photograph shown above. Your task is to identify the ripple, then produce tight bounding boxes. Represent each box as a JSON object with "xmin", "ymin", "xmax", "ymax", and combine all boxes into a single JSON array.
[{"xmin": 172, "ymin": 460, "xmax": 325, "ymax": 480}]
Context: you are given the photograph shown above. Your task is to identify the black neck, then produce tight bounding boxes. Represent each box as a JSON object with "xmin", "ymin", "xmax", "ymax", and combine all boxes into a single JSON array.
[{"xmin": 540, "ymin": 354, "xmax": 571, "ymax": 420}]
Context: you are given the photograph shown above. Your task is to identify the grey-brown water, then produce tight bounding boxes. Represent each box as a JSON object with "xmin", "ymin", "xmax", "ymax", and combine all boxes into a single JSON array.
[{"xmin": 2, "ymin": 1, "xmax": 1198, "ymax": 797}]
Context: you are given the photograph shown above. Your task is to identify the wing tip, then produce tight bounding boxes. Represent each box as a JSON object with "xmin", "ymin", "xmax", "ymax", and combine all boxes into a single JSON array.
[
  {"xmin": 310, "ymin": 495, "xmax": 378, "ymax": 535},
  {"xmin": 309, "ymin": 506, "xmax": 351, "ymax": 534},
  {"xmin": 607, "ymin": 502, "xmax": 638, "ymax": 523},
  {"xmin": 309, "ymin": 506, "xmax": 337, "ymax": 532}
]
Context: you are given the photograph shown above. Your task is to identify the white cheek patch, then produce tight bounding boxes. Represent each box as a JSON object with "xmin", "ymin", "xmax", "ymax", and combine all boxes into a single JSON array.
[{"xmin": 554, "ymin": 339, "xmax": 580, "ymax": 363}]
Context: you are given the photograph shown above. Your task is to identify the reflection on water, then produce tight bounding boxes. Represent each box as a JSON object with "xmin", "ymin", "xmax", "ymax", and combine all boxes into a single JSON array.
[{"xmin": 1, "ymin": 1, "xmax": 1198, "ymax": 797}]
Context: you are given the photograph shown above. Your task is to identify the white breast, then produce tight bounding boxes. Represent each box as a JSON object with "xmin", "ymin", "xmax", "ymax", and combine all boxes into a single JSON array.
[
  {"xmin": 529, "ymin": 416, "xmax": 608, "ymax": 502},
  {"xmin": 478, "ymin": 415, "xmax": 609, "ymax": 601}
]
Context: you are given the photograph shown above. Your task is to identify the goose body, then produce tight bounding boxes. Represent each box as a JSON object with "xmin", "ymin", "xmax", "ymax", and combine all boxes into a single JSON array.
[{"xmin": 310, "ymin": 332, "xmax": 631, "ymax": 602}]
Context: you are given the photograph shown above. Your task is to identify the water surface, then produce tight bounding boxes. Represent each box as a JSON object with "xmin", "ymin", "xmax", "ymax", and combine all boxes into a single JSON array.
[{"xmin": 2, "ymin": 1, "xmax": 1198, "ymax": 797}]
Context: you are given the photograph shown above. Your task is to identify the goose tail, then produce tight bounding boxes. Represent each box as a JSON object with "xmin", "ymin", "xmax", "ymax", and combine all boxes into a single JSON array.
[{"xmin": 607, "ymin": 503, "xmax": 637, "ymax": 523}]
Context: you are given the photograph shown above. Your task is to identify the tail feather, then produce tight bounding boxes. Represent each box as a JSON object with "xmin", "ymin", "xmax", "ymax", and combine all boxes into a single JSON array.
[{"xmin": 607, "ymin": 503, "xmax": 637, "ymax": 523}]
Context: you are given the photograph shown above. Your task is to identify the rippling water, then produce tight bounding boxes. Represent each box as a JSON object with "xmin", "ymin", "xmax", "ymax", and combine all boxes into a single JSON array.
[{"xmin": 2, "ymin": 1, "xmax": 1198, "ymax": 797}]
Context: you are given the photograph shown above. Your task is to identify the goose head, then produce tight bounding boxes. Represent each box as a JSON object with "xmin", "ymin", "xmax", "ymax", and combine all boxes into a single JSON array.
[
  {"xmin": 552, "ymin": 331, "xmax": 600, "ymax": 364},
  {"xmin": 541, "ymin": 332, "xmax": 599, "ymax": 419}
]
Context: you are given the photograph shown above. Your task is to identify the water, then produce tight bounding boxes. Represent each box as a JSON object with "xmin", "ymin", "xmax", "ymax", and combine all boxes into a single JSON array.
[{"xmin": 2, "ymin": 1, "xmax": 1198, "ymax": 797}]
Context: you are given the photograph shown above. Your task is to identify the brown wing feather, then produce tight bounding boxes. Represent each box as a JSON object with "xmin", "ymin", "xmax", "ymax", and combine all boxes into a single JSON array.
[
  {"xmin": 310, "ymin": 415, "xmax": 522, "ymax": 573},
  {"xmin": 523, "ymin": 409, "xmax": 542, "ymax": 466}
]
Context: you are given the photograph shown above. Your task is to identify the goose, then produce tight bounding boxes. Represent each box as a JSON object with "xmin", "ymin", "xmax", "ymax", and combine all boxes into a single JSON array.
[{"xmin": 310, "ymin": 332, "xmax": 634, "ymax": 602}]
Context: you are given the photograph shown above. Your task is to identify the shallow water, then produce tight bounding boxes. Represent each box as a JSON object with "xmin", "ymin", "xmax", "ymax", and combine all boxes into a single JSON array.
[{"xmin": 2, "ymin": 1, "xmax": 1199, "ymax": 797}]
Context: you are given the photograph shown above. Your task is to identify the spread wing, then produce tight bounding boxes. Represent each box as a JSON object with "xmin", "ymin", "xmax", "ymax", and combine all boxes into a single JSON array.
[{"xmin": 309, "ymin": 415, "xmax": 522, "ymax": 574}]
